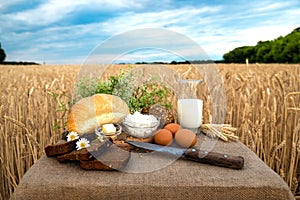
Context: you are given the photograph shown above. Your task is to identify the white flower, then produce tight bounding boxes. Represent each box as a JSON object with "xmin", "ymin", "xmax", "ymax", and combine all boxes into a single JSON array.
[
  {"xmin": 66, "ymin": 131, "xmax": 79, "ymax": 142},
  {"xmin": 76, "ymin": 138, "xmax": 90, "ymax": 150}
]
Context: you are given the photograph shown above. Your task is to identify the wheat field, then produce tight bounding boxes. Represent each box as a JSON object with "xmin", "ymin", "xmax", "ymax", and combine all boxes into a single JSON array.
[{"xmin": 0, "ymin": 63, "xmax": 299, "ymax": 199}]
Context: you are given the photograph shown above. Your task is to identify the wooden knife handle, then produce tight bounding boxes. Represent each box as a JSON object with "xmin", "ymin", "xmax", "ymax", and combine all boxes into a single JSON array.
[{"xmin": 182, "ymin": 149, "xmax": 244, "ymax": 169}]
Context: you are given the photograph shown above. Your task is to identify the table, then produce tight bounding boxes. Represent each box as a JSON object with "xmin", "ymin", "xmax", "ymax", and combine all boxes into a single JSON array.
[{"xmin": 11, "ymin": 136, "xmax": 294, "ymax": 200}]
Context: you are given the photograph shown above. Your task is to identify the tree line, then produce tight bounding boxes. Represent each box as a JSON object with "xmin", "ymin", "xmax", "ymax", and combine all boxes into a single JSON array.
[
  {"xmin": 0, "ymin": 43, "xmax": 6, "ymax": 63},
  {"xmin": 223, "ymin": 27, "xmax": 300, "ymax": 63},
  {"xmin": 0, "ymin": 43, "xmax": 39, "ymax": 65}
]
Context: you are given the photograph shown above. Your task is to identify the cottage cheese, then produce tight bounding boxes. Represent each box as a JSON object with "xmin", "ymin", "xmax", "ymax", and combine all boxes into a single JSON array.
[{"xmin": 122, "ymin": 112, "xmax": 160, "ymax": 138}]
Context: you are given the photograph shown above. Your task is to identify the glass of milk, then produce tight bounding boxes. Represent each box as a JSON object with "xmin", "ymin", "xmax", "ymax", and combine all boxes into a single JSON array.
[{"xmin": 177, "ymin": 80, "xmax": 203, "ymax": 134}]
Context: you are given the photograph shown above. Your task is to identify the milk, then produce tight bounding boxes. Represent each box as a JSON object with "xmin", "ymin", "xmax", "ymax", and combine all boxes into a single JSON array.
[{"xmin": 177, "ymin": 99, "xmax": 203, "ymax": 128}]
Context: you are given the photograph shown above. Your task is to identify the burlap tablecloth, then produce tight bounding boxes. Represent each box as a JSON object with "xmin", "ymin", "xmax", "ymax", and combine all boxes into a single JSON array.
[{"xmin": 11, "ymin": 137, "xmax": 294, "ymax": 200}]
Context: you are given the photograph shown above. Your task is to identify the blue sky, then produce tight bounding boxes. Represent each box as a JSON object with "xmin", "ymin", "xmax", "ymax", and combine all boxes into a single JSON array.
[{"xmin": 0, "ymin": 0, "xmax": 299, "ymax": 64}]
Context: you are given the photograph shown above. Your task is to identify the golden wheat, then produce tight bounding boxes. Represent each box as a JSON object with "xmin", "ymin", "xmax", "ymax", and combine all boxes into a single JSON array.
[
  {"xmin": 0, "ymin": 65, "xmax": 79, "ymax": 199},
  {"xmin": 0, "ymin": 63, "xmax": 299, "ymax": 199}
]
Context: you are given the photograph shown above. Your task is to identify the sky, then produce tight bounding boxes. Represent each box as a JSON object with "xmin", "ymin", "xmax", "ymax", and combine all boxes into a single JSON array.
[{"xmin": 0, "ymin": 0, "xmax": 300, "ymax": 64}]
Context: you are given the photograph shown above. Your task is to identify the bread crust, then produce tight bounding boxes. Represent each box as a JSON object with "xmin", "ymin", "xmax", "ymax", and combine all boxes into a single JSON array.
[{"xmin": 67, "ymin": 94, "xmax": 129, "ymax": 135}]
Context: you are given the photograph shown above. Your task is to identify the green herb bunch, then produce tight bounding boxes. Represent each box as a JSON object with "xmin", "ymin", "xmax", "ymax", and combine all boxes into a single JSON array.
[
  {"xmin": 73, "ymin": 68, "xmax": 173, "ymax": 113},
  {"xmin": 129, "ymin": 82, "xmax": 173, "ymax": 113}
]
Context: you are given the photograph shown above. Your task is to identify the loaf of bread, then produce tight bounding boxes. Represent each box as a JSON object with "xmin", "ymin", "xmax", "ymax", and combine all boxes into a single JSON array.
[{"xmin": 67, "ymin": 94, "xmax": 130, "ymax": 135}]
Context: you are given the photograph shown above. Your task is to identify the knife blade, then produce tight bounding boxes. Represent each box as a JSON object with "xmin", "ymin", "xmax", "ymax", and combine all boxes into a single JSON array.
[{"xmin": 125, "ymin": 140, "xmax": 244, "ymax": 169}]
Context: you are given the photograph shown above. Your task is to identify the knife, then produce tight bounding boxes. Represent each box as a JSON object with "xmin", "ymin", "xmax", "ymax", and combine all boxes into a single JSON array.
[{"xmin": 125, "ymin": 140, "xmax": 244, "ymax": 169}]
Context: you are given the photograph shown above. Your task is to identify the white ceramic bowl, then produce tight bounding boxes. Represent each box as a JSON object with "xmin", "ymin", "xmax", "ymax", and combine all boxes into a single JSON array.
[{"xmin": 122, "ymin": 119, "xmax": 160, "ymax": 138}]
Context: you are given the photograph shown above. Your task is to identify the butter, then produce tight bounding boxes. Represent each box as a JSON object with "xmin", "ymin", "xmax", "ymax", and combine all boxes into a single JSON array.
[{"xmin": 102, "ymin": 124, "xmax": 116, "ymax": 135}]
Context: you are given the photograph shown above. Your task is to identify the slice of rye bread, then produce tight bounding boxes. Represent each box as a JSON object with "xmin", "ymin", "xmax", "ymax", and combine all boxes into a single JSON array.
[
  {"xmin": 45, "ymin": 139, "xmax": 78, "ymax": 157},
  {"xmin": 57, "ymin": 148, "xmax": 92, "ymax": 162},
  {"xmin": 57, "ymin": 139, "xmax": 113, "ymax": 162},
  {"xmin": 45, "ymin": 131, "xmax": 112, "ymax": 158},
  {"xmin": 80, "ymin": 145, "xmax": 131, "ymax": 171}
]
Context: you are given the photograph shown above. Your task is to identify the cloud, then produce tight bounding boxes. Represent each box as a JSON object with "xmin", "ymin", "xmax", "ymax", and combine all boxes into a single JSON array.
[
  {"xmin": 7, "ymin": 1, "xmax": 80, "ymax": 25},
  {"xmin": 0, "ymin": 0, "xmax": 27, "ymax": 12},
  {"xmin": 96, "ymin": 2, "xmax": 300, "ymax": 60},
  {"xmin": 1, "ymin": 22, "xmax": 101, "ymax": 63},
  {"xmin": 252, "ymin": 1, "xmax": 294, "ymax": 12},
  {"xmin": 1, "ymin": 0, "xmax": 300, "ymax": 63},
  {"xmin": 80, "ymin": 27, "xmax": 214, "ymax": 64},
  {"xmin": 101, "ymin": 6, "xmax": 222, "ymax": 34},
  {"xmin": 3, "ymin": 0, "xmax": 146, "ymax": 27},
  {"xmin": 85, "ymin": 50, "xmax": 180, "ymax": 64}
]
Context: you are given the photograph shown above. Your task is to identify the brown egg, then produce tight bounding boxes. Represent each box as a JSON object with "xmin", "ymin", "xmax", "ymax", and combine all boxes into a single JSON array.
[
  {"xmin": 174, "ymin": 129, "xmax": 197, "ymax": 148},
  {"xmin": 154, "ymin": 129, "xmax": 173, "ymax": 146},
  {"xmin": 164, "ymin": 123, "xmax": 181, "ymax": 136}
]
